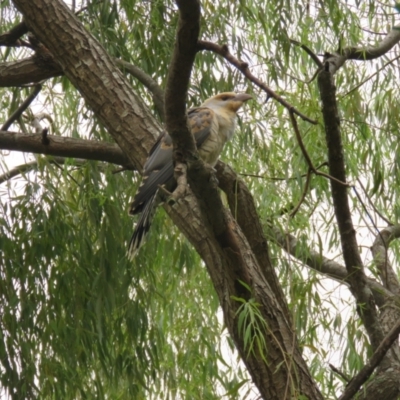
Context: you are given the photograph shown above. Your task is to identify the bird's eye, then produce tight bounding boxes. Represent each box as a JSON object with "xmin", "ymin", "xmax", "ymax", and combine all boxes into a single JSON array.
[{"xmin": 221, "ymin": 96, "xmax": 230, "ymax": 101}]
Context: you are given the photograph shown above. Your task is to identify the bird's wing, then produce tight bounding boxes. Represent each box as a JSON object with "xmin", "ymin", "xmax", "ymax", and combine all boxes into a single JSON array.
[
  {"xmin": 142, "ymin": 132, "xmax": 173, "ymax": 173},
  {"xmin": 129, "ymin": 107, "xmax": 216, "ymax": 215},
  {"xmin": 189, "ymin": 106, "xmax": 216, "ymax": 148}
]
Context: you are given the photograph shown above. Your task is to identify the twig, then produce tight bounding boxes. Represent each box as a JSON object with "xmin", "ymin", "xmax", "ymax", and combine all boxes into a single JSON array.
[
  {"xmin": 197, "ymin": 40, "xmax": 317, "ymax": 125},
  {"xmin": 289, "ymin": 39, "xmax": 324, "ymax": 68},
  {"xmin": 290, "ymin": 168, "xmax": 312, "ymax": 218},
  {"xmin": 289, "ymin": 110, "xmax": 349, "ymax": 187},
  {"xmin": 1, "ymin": 84, "xmax": 42, "ymax": 131},
  {"xmin": 0, "ymin": 156, "xmax": 92, "ymax": 184},
  {"xmin": 329, "ymin": 364, "xmax": 350, "ymax": 382},
  {"xmin": 356, "ymin": 178, "xmax": 393, "ymax": 226},
  {"xmin": 351, "ymin": 185, "xmax": 391, "ymax": 288},
  {"xmin": 338, "ymin": 319, "xmax": 400, "ymax": 400},
  {"xmin": 341, "ymin": 54, "xmax": 400, "ymax": 98},
  {"xmin": 240, "ymin": 162, "xmax": 329, "ymax": 181}
]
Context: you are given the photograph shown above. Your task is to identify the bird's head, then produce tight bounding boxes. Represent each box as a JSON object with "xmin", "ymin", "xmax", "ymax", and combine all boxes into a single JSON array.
[{"xmin": 201, "ymin": 92, "xmax": 252, "ymax": 114}]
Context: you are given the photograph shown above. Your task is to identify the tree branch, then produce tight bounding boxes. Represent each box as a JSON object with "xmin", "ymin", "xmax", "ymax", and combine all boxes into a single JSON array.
[
  {"xmin": 289, "ymin": 168, "xmax": 312, "ymax": 218},
  {"xmin": 338, "ymin": 318, "xmax": 400, "ymax": 400},
  {"xmin": 0, "ymin": 156, "xmax": 101, "ymax": 184},
  {"xmin": 0, "ymin": 56, "xmax": 165, "ymax": 123},
  {"xmin": 289, "ymin": 39, "xmax": 324, "ymax": 68},
  {"xmin": 269, "ymin": 227, "xmax": 392, "ymax": 307},
  {"xmin": 115, "ymin": 59, "xmax": 165, "ymax": 120},
  {"xmin": 0, "ymin": 130, "xmax": 132, "ymax": 167},
  {"xmin": 12, "ymin": 0, "xmax": 162, "ymax": 170},
  {"xmin": 164, "ymin": 0, "xmax": 200, "ymax": 159},
  {"xmin": 318, "ymin": 68, "xmax": 383, "ymax": 350},
  {"xmin": 1, "ymin": 84, "xmax": 42, "ymax": 131},
  {"xmin": 371, "ymin": 225, "xmax": 400, "ymax": 296},
  {"xmin": 0, "ymin": 21, "xmax": 29, "ymax": 46},
  {"xmin": 289, "ymin": 110, "xmax": 349, "ymax": 187},
  {"xmin": 0, "ymin": 57, "xmax": 62, "ymax": 87},
  {"xmin": 324, "ymin": 26, "xmax": 400, "ymax": 74},
  {"xmin": 197, "ymin": 40, "xmax": 317, "ymax": 125},
  {"xmin": 215, "ymin": 160, "xmax": 295, "ymax": 322}
]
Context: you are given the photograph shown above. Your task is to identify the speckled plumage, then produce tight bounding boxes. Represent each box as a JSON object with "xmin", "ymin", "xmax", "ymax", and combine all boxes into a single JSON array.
[{"xmin": 128, "ymin": 92, "xmax": 252, "ymax": 258}]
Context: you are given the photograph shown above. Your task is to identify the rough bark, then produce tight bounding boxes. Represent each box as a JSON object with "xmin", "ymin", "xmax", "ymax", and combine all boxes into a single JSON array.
[
  {"xmin": 0, "ymin": 130, "xmax": 131, "ymax": 167},
  {"xmin": 11, "ymin": 0, "xmax": 160, "ymax": 172}
]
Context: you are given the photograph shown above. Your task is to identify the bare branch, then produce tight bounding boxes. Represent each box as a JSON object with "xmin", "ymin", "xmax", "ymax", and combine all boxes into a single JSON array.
[
  {"xmin": 318, "ymin": 69, "xmax": 384, "ymax": 350},
  {"xmin": 329, "ymin": 364, "xmax": 350, "ymax": 382},
  {"xmin": 371, "ymin": 225, "xmax": 400, "ymax": 296},
  {"xmin": 324, "ymin": 27, "xmax": 400, "ymax": 74},
  {"xmin": 356, "ymin": 178, "xmax": 393, "ymax": 226},
  {"xmin": 289, "ymin": 168, "xmax": 312, "ymax": 218},
  {"xmin": 346, "ymin": 27, "xmax": 400, "ymax": 60},
  {"xmin": 115, "ymin": 59, "xmax": 165, "ymax": 120},
  {"xmin": 338, "ymin": 319, "xmax": 400, "ymax": 400},
  {"xmin": 0, "ymin": 57, "xmax": 62, "ymax": 87},
  {"xmin": 289, "ymin": 39, "xmax": 324, "ymax": 68},
  {"xmin": 164, "ymin": 0, "xmax": 200, "ymax": 160},
  {"xmin": 197, "ymin": 40, "xmax": 317, "ymax": 125},
  {"xmin": 269, "ymin": 227, "xmax": 392, "ymax": 307},
  {"xmin": 0, "ymin": 156, "xmax": 99, "ymax": 184},
  {"xmin": 1, "ymin": 84, "xmax": 42, "ymax": 131},
  {"xmin": 0, "ymin": 21, "xmax": 29, "ymax": 46},
  {"xmin": 341, "ymin": 54, "xmax": 400, "ymax": 98},
  {"xmin": 289, "ymin": 111, "xmax": 349, "ymax": 187},
  {"xmin": 0, "ymin": 130, "xmax": 132, "ymax": 167}
]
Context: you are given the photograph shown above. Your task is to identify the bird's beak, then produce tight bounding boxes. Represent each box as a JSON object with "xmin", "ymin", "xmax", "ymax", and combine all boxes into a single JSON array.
[{"xmin": 235, "ymin": 93, "xmax": 252, "ymax": 103}]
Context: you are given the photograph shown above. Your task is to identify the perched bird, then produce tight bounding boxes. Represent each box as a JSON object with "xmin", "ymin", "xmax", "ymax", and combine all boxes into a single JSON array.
[{"xmin": 128, "ymin": 92, "xmax": 252, "ymax": 258}]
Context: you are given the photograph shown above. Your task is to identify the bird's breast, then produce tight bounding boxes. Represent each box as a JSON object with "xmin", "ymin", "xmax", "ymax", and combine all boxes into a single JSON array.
[{"xmin": 199, "ymin": 119, "xmax": 227, "ymax": 166}]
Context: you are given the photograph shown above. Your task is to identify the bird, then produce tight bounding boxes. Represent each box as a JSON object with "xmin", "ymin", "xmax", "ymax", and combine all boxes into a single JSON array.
[{"xmin": 128, "ymin": 92, "xmax": 252, "ymax": 258}]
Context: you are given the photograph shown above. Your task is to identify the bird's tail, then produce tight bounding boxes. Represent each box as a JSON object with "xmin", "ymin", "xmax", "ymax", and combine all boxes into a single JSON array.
[{"xmin": 128, "ymin": 190, "xmax": 159, "ymax": 259}]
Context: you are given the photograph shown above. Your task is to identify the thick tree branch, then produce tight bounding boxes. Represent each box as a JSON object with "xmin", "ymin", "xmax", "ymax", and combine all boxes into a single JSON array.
[
  {"xmin": 0, "ymin": 130, "xmax": 131, "ymax": 167},
  {"xmin": 164, "ymin": 0, "xmax": 200, "ymax": 158},
  {"xmin": 0, "ymin": 21, "xmax": 29, "ymax": 46},
  {"xmin": 163, "ymin": 0, "xmax": 243, "ymax": 277},
  {"xmin": 0, "ymin": 56, "xmax": 165, "ymax": 122},
  {"xmin": 324, "ymin": 26, "xmax": 400, "ymax": 74},
  {"xmin": 197, "ymin": 40, "xmax": 317, "ymax": 125},
  {"xmin": 338, "ymin": 319, "xmax": 400, "ymax": 400},
  {"xmin": 164, "ymin": 187, "xmax": 324, "ymax": 400},
  {"xmin": 318, "ymin": 69, "xmax": 383, "ymax": 350},
  {"xmin": 371, "ymin": 225, "xmax": 400, "ymax": 296},
  {"xmin": 270, "ymin": 227, "xmax": 392, "ymax": 307},
  {"xmin": 12, "ymin": 0, "xmax": 161, "ymax": 170},
  {"xmin": 0, "ymin": 57, "xmax": 62, "ymax": 87},
  {"xmin": 215, "ymin": 161, "xmax": 295, "ymax": 325}
]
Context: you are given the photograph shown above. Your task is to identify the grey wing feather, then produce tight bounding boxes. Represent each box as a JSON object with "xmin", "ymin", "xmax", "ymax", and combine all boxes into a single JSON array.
[
  {"xmin": 128, "ymin": 106, "xmax": 215, "ymax": 254},
  {"xmin": 188, "ymin": 107, "xmax": 214, "ymax": 148}
]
